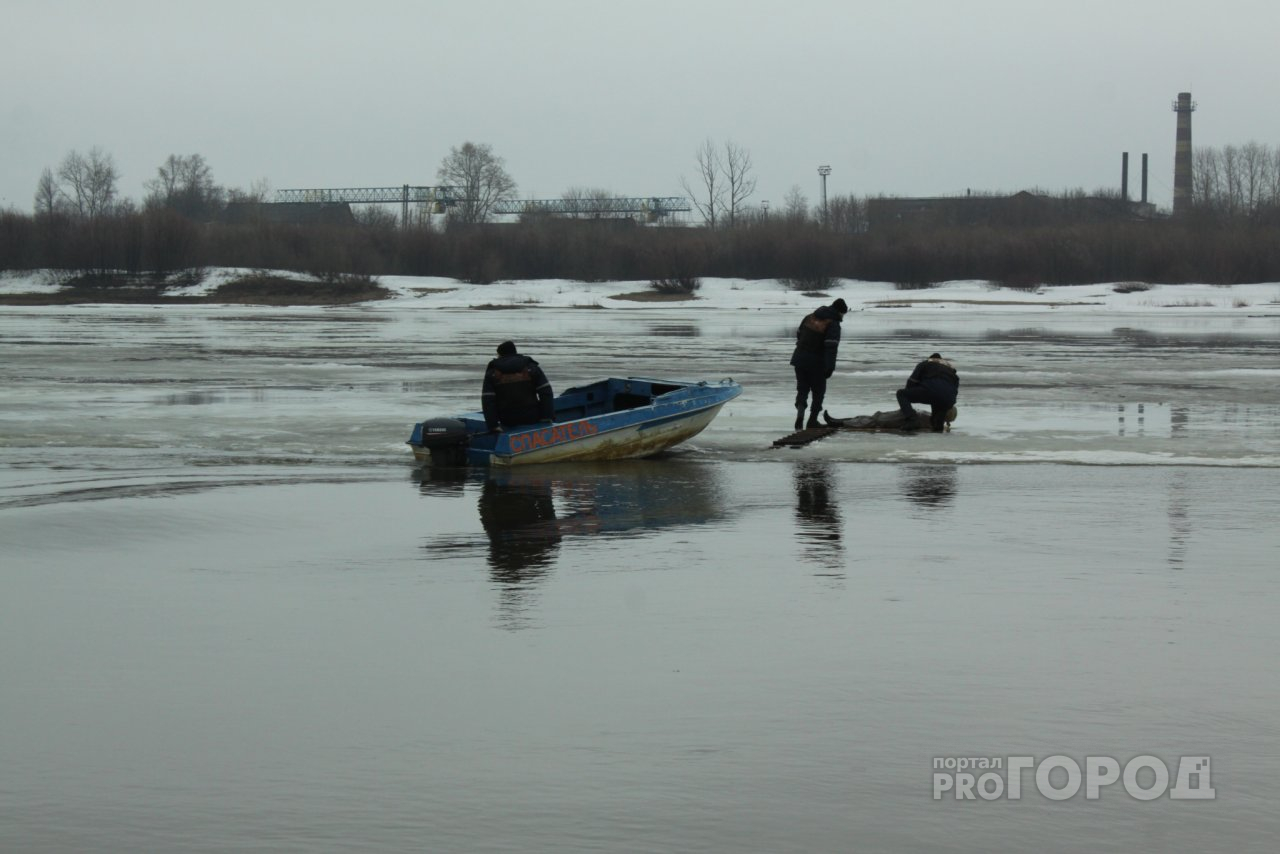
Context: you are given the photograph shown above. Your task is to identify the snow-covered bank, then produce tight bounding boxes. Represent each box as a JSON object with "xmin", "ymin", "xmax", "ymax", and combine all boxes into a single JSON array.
[
  {"xmin": 2, "ymin": 268, "xmax": 1280, "ymax": 314},
  {"xmin": 376, "ymin": 275, "xmax": 1280, "ymax": 314}
]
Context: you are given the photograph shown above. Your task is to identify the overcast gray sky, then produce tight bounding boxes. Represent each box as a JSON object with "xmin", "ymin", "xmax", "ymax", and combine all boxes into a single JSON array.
[{"xmin": 4, "ymin": 0, "xmax": 1278, "ymax": 216}]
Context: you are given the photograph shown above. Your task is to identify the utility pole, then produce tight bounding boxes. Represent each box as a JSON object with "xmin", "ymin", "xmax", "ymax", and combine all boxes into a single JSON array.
[{"xmin": 818, "ymin": 165, "xmax": 831, "ymax": 227}]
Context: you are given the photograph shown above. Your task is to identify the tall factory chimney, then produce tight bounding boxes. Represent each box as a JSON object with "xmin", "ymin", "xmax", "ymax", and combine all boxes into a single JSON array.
[
  {"xmin": 1121, "ymin": 152, "xmax": 1129, "ymax": 201},
  {"xmin": 1172, "ymin": 92, "xmax": 1196, "ymax": 216},
  {"xmin": 1141, "ymin": 153, "xmax": 1149, "ymax": 204}
]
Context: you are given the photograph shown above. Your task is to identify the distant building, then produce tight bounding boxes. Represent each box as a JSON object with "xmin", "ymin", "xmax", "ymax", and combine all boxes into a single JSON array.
[
  {"xmin": 218, "ymin": 201, "xmax": 356, "ymax": 226},
  {"xmin": 865, "ymin": 191, "xmax": 1157, "ymax": 230}
]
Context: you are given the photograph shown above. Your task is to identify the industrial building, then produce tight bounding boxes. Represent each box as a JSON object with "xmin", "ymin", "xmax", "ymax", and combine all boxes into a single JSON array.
[{"xmin": 866, "ymin": 93, "xmax": 1191, "ymax": 230}]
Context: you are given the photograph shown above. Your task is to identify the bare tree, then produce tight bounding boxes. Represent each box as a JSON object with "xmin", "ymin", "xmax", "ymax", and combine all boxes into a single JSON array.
[
  {"xmin": 783, "ymin": 184, "xmax": 809, "ymax": 222},
  {"xmin": 57, "ymin": 151, "xmax": 89, "ymax": 217},
  {"xmin": 826, "ymin": 193, "xmax": 865, "ymax": 233},
  {"xmin": 226, "ymin": 177, "xmax": 272, "ymax": 204},
  {"xmin": 1222, "ymin": 145, "xmax": 1245, "ymax": 218},
  {"xmin": 560, "ymin": 186, "xmax": 623, "ymax": 219},
  {"xmin": 33, "ymin": 167, "xmax": 61, "ymax": 217},
  {"xmin": 436, "ymin": 141, "xmax": 517, "ymax": 226},
  {"xmin": 145, "ymin": 153, "xmax": 224, "ymax": 220},
  {"xmin": 721, "ymin": 140, "xmax": 757, "ymax": 227},
  {"xmin": 57, "ymin": 147, "xmax": 119, "ymax": 219},
  {"xmin": 354, "ymin": 205, "xmax": 401, "ymax": 228},
  {"xmin": 1194, "ymin": 143, "xmax": 1280, "ymax": 219},
  {"xmin": 681, "ymin": 138, "xmax": 724, "ymax": 228},
  {"xmin": 1240, "ymin": 142, "xmax": 1267, "ymax": 213},
  {"xmin": 1192, "ymin": 148, "xmax": 1221, "ymax": 213},
  {"xmin": 680, "ymin": 138, "xmax": 757, "ymax": 227},
  {"xmin": 1270, "ymin": 147, "xmax": 1280, "ymax": 206}
]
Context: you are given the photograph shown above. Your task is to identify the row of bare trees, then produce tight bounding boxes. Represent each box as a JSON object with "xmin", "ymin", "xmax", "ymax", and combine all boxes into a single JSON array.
[
  {"xmin": 429, "ymin": 137, "xmax": 1280, "ymax": 231},
  {"xmin": 27, "ymin": 143, "xmax": 518, "ymax": 228},
  {"xmin": 1193, "ymin": 142, "xmax": 1280, "ymax": 222},
  {"xmin": 6, "ymin": 201, "xmax": 1280, "ymax": 287},
  {"xmin": 35, "ymin": 148, "xmax": 120, "ymax": 220},
  {"xmin": 436, "ymin": 139, "xmax": 757, "ymax": 229},
  {"xmin": 25, "ymin": 138, "xmax": 749, "ymax": 232},
  {"xmin": 8, "ymin": 137, "xmax": 1280, "ymax": 289},
  {"xmin": 34, "ymin": 149, "xmax": 271, "ymax": 222},
  {"xmin": 29, "ymin": 138, "xmax": 1280, "ymax": 234}
]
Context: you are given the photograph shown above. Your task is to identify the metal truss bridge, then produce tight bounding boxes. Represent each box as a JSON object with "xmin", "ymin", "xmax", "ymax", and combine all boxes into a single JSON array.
[
  {"xmin": 492, "ymin": 196, "xmax": 690, "ymax": 218},
  {"xmin": 272, "ymin": 185, "xmax": 690, "ymax": 223}
]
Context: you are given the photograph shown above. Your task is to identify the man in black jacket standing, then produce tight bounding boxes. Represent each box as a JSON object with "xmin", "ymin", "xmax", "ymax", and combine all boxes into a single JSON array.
[
  {"xmin": 482, "ymin": 341, "xmax": 554, "ymax": 432},
  {"xmin": 789, "ymin": 298, "xmax": 848, "ymax": 430},
  {"xmin": 897, "ymin": 353, "xmax": 959, "ymax": 432}
]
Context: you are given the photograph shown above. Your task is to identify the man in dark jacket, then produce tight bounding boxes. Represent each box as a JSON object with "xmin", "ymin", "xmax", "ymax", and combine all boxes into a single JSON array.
[
  {"xmin": 482, "ymin": 341, "xmax": 554, "ymax": 431},
  {"xmin": 789, "ymin": 298, "xmax": 848, "ymax": 429},
  {"xmin": 897, "ymin": 353, "xmax": 959, "ymax": 432}
]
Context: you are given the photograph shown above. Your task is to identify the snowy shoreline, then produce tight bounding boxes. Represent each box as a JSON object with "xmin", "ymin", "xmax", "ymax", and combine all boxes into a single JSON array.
[{"xmin": 2, "ymin": 267, "xmax": 1280, "ymax": 314}]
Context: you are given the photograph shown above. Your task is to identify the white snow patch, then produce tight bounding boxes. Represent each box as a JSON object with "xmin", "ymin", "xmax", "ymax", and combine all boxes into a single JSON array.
[{"xmin": 3, "ymin": 268, "xmax": 1280, "ymax": 317}]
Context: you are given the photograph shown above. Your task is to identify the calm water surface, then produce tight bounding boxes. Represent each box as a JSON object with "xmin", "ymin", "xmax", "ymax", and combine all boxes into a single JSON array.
[{"xmin": 2, "ymin": 304, "xmax": 1279, "ymax": 852}]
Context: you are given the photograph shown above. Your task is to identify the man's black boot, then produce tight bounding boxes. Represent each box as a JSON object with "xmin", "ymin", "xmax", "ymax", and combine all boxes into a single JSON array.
[
  {"xmin": 806, "ymin": 406, "xmax": 822, "ymax": 428},
  {"xmin": 794, "ymin": 406, "xmax": 805, "ymax": 431}
]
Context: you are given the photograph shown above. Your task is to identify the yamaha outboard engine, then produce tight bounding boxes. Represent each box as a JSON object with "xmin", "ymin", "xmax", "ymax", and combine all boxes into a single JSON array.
[{"xmin": 414, "ymin": 417, "xmax": 471, "ymax": 467}]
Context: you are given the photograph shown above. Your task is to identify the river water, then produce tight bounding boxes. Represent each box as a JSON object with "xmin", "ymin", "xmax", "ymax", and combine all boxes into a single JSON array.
[{"xmin": 2, "ymin": 300, "xmax": 1279, "ymax": 852}]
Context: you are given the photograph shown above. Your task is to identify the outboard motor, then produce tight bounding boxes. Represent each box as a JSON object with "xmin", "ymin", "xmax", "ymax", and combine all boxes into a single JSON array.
[{"xmin": 414, "ymin": 417, "xmax": 471, "ymax": 467}]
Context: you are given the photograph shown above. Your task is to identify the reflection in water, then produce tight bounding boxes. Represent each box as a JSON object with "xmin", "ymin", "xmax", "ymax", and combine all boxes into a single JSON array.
[
  {"xmin": 414, "ymin": 464, "xmax": 471, "ymax": 497},
  {"xmin": 793, "ymin": 462, "xmax": 844, "ymax": 576},
  {"xmin": 646, "ymin": 323, "xmax": 702, "ymax": 338},
  {"xmin": 478, "ymin": 475, "xmax": 562, "ymax": 585},
  {"xmin": 417, "ymin": 461, "xmax": 727, "ymax": 627},
  {"xmin": 1117, "ymin": 402, "xmax": 1148, "ymax": 437},
  {"xmin": 1167, "ymin": 471, "xmax": 1191, "ymax": 569},
  {"xmin": 161, "ymin": 391, "xmax": 225, "ymax": 406},
  {"xmin": 900, "ymin": 465, "xmax": 957, "ymax": 509}
]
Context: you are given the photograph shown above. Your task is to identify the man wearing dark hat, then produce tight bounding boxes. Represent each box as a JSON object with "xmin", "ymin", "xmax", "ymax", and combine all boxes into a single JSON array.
[
  {"xmin": 897, "ymin": 353, "xmax": 959, "ymax": 432},
  {"xmin": 482, "ymin": 341, "xmax": 555, "ymax": 432},
  {"xmin": 789, "ymin": 298, "xmax": 849, "ymax": 430}
]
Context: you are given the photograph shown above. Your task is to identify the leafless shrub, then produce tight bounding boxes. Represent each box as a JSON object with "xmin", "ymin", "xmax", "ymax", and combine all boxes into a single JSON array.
[
  {"xmin": 893, "ymin": 277, "xmax": 936, "ymax": 290},
  {"xmin": 991, "ymin": 278, "xmax": 1042, "ymax": 292},
  {"xmin": 649, "ymin": 276, "xmax": 701, "ymax": 295},
  {"xmin": 781, "ymin": 274, "xmax": 834, "ymax": 291},
  {"xmin": 212, "ymin": 272, "xmax": 387, "ymax": 304}
]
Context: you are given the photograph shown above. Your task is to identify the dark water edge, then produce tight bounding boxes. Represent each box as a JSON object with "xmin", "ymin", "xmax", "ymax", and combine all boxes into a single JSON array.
[{"xmin": 2, "ymin": 461, "xmax": 1279, "ymax": 853}]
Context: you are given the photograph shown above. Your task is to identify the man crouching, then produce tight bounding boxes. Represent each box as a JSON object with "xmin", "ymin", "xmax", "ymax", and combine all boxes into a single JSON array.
[{"xmin": 896, "ymin": 353, "xmax": 959, "ymax": 432}]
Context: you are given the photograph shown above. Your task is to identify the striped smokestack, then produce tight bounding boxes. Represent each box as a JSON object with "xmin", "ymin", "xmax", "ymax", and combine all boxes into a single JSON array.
[{"xmin": 1172, "ymin": 92, "xmax": 1195, "ymax": 217}]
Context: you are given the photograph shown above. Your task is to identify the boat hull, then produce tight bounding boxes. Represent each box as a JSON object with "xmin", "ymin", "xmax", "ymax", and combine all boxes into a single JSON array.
[
  {"xmin": 483, "ymin": 402, "xmax": 725, "ymax": 466},
  {"xmin": 409, "ymin": 378, "xmax": 740, "ymax": 466}
]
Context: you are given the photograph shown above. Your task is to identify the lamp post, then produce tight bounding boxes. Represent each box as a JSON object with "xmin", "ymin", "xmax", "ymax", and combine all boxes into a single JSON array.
[{"xmin": 818, "ymin": 165, "xmax": 831, "ymax": 227}]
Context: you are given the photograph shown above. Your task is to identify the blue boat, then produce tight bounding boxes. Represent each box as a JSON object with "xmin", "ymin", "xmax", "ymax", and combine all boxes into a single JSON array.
[{"xmin": 408, "ymin": 377, "xmax": 742, "ymax": 466}]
